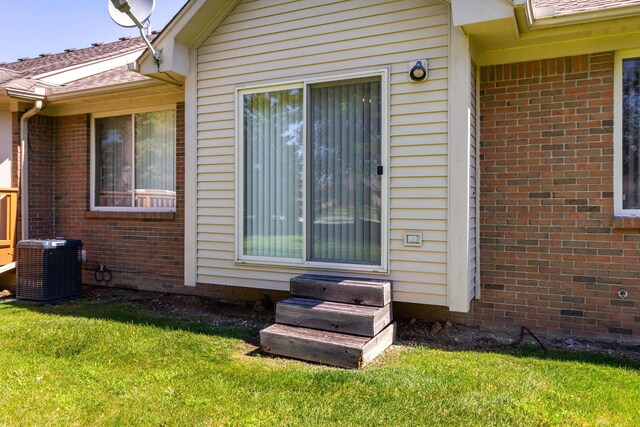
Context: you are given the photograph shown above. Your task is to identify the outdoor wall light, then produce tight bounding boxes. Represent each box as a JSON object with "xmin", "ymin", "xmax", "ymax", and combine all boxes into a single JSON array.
[{"xmin": 409, "ymin": 59, "xmax": 428, "ymax": 82}]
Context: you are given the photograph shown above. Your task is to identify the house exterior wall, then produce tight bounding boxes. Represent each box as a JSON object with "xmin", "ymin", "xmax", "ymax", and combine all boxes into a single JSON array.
[
  {"xmin": 56, "ymin": 105, "xmax": 185, "ymax": 291},
  {"xmin": 16, "ymin": 103, "xmax": 187, "ymax": 292},
  {"xmin": 398, "ymin": 52, "xmax": 638, "ymax": 344},
  {"xmin": 471, "ymin": 52, "xmax": 636, "ymax": 343},
  {"xmin": 194, "ymin": 0, "xmax": 451, "ymax": 305}
]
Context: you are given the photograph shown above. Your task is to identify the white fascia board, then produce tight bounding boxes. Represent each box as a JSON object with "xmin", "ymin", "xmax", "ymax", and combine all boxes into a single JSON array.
[
  {"xmin": 138, "ymin": 0, "xmax": 239, "ymax": 79},
  {"xmin": 33, "ymin": 49, "xmax": 144, "ymax": 86},
  {"xmin": 451, "ymin": 0, "xmax": 514, "ymax": 27}
]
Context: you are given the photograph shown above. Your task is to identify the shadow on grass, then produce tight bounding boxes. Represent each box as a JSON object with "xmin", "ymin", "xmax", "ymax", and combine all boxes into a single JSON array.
[
  {"xmin": 491, "ymin": 343, "xmax": 639, "ymax": 370},
  {"xmin": 1, "ymin": 295, "xmax": 262, "ymax": 347},
  {"xmin": 3, "ymin": 295, "xmax": 639, "ymax": 371}
]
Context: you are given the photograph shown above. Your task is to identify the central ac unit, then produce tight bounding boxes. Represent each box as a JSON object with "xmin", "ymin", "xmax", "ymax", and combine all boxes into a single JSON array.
[{"xmin": 16, "ymin": 239, "xmax": 82, "ymax": 303}]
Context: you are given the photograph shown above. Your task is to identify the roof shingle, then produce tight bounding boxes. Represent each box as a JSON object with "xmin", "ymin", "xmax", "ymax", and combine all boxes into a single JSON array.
[
  {"xmin": 0, "ymin": 35, "xmax": 156, "ymax": 96},
  {"xmin": 532, "ymin": 0, "xmax": 640, "ymax": 16},
  {"xmin": 2, "ymin": 37, "xmax": 149, "ymax": 76}
]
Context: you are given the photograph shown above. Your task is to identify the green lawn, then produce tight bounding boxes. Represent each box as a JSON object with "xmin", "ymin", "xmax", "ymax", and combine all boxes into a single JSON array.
[{"xmin": 0, "ymin": 297, "xmax": 638, "ymax": 426}]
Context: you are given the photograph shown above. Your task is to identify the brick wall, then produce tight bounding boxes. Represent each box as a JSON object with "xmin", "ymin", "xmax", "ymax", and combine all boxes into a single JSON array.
[
  {"xmin": 472, "ymin": 53, "xmax": 638, "ymax": 343},
  {"xmin": 12, "ymin": 113, "xmax": 56, "ymax": 240},
  {"xmin": 396, "ymin": 53, "xmax": 638, "ymax": 344},
  {"xmin": 22, "ymin": 103, "xmax": 188, "ymax": 293}
]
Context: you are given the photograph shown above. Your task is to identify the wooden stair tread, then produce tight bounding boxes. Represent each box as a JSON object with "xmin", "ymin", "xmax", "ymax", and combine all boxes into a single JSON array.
[
  {"xmin": 295, "ymin": 274, "xmax": 391, "ymax": 287},
  {"xmin": 278, "ymin": 298, "xmax": 381, "ymax": 314},
  {"xmin": 260, "ymin": 323, "xmax": 396, "ymax": 369},
  {"xmin": 276, "ymin": 298, "xmax": 391, "ymax": 337},
  {"xmin": 262, "ymin": 323, "xmax": 370, "ymax": 348},
  {"xmin": 291, "ymin": 274, "xmax": 391, "ymax": 307}
]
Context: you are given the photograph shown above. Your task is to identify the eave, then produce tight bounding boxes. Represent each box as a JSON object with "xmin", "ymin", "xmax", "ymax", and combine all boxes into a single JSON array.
[
  {"xmin": 467, "ymin": 1, "xmax": 640, "ymax": 66},
  {"xmin": 136, "ymin": 0, "xmax": 239, "ymax": 82},
  {"xmin": 43, "ymin": 80, "xmax": 184, "ymax": 116}
]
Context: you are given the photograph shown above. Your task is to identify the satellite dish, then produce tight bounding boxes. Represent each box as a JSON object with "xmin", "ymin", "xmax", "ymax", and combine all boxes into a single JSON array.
[{"xmin": 108, "ymin": 0, "xmax": 155, "ymax": 28}]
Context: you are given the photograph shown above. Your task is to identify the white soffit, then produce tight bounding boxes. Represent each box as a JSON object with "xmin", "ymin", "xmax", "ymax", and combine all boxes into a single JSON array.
[
  {"xmin": 32, "ymin": 49, "xmax": 144, "ymax": 86},
  {"xmin": 451, "ymin": 0, "xmax": 514, "ymax": 27}
]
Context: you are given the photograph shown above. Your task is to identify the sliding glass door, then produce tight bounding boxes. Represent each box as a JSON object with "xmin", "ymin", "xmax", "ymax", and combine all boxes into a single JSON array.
[{"xmin": 239, "ymin": 74, "xmax": 384, "ymax": 268}]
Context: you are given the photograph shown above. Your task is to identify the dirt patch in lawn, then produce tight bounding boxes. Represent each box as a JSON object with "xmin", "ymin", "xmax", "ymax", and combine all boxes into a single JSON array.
[
  {"xmin": 82, "ymin": 286, "xmax": 274, "ymax": 333},
  {"xmin": 397, "ymin": 318, "xmax": 640, "ymax": 362},
  {"xmin": 25, "ymin": 285, "xmax": 640, "ymax": 362}
]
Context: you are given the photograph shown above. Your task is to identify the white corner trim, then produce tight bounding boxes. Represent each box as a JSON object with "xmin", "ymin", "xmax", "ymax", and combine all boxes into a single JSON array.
[
  {"xmin": 184, "ymin": 48, "xmax": 198, "ymax": 287},
  {"xmin": 447, "ymin": 23, "xmax": 473, "ymax": 313},
  {"xmin": 34, "ymin": 50, "xmax": 144, "ymax": 86}
]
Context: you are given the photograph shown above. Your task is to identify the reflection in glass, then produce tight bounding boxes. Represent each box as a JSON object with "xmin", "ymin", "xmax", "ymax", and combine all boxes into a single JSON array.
[
  {"xmin": 243, "ymin": 89, "xmax": 303, "ymax": 258},
  {"xmin": 95, "ymin": 115, "xmax": 133, "ymax": 207},
  {"xmin": 134, "ymin": 111, "xmax": 176, "ymax": 208},
  {"xmin": 308, "ymin": 78, "xmax": 382, "ymax": 265}
]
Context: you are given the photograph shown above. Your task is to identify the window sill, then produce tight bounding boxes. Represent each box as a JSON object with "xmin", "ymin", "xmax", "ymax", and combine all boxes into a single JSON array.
[
  {"xmin": 613, "ymin": 216, "xmax": 640, "ymax": 229},
  {"xmin": 235, "ymin": 259, "xmax": 389, "ymax": 275},
  {"xmin": 86, "ymin": 211, "xmax": 176, "ymax": 221}
]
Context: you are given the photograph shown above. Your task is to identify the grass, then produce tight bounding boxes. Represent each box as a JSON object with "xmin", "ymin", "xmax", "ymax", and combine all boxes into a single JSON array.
[{"xmin": 0, "ymin": 297, "xmax": 639, "ymax": 426}]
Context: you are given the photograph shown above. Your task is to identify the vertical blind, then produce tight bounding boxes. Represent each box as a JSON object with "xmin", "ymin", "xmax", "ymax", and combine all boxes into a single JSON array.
[
  {"xmin": 243, "ymin": 89, "xmax": 304, "ymax": 258},
  {"xmin": 135, "ymin": 110, "xmax": 176, "ymax": 208},
  {"xmin": 623, "ymin": 58, "xmax": 640, "ymax": 209},
  {"xmin": 308, "ymin": 78, "xmax": 382, "ymax": 265},
  {"xmin": 95, "ymin": 115, "xmax": 133, "ymax": 207}
]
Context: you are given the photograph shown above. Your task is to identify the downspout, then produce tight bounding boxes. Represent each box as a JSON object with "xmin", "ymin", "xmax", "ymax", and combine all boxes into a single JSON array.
[
  {"xmin": 6, "ymin": 87, "xmax": 49, "ymax": 241},
  {"xmin": 20, "ymin": 100, "xmax": 44, "ymax": 240}
]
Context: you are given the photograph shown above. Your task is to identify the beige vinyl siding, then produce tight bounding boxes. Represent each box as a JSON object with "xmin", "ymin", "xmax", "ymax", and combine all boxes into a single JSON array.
[
  {"xmin": 469, "ymin": 58, "xmax": 478, "ymax": 301},
  {"xmin": 196, "ymin": 0, "xmax": 450, "ymax": 305}
]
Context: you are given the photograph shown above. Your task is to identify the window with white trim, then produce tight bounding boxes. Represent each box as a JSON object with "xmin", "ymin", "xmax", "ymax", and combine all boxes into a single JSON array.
[
  {"xmin": 91, "ymin": 108, "xmax": 176, "ymax": 212},
  {"xmin": 238, "ymin": 72, "xmax": 387, "ymax": 270}
]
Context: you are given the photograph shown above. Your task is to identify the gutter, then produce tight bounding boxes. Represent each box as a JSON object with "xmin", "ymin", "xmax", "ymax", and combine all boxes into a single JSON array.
[{"xmin": 4, "ymin": 87, "xmax": 48, "ymax": 240}]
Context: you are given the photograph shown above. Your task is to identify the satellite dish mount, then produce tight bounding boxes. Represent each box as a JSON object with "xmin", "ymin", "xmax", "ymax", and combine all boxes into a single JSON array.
[{"xmin": 109, "ymin": 0, "xmax": 162, "ymax": 68}]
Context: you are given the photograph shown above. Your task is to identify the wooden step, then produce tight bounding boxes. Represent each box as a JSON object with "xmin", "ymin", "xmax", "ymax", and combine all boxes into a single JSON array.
[
  {"xmin": 290, "ymin": 274, "xmax": 391, "ymax": 307},
  {"xmin": 260, "ymin": 323, "xmax": 396, "ymax": 369},
  {"xmin": 276, "ymin": 298, "xmax": 391, "ymax": 337}
]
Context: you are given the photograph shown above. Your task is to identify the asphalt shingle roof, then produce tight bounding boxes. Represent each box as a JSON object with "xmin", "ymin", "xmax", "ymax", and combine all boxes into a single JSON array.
[
  {"xmin": 0, "ymin": 35, "xmax": 156, "ymax": 96},
  {"xmin": 58, "ymin": 65, "xmax": 148, "ymax": 93},
  {"xmin": 0, "ymin": 67, "xmax": 21, "ymax": 85},
  {"xmin": 2, "ymin": 37, "xmax": 149, "ymax": 76},
  {"xmin": 532, "ymin": 0, "xmax": 640, "ymax": 16}
]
